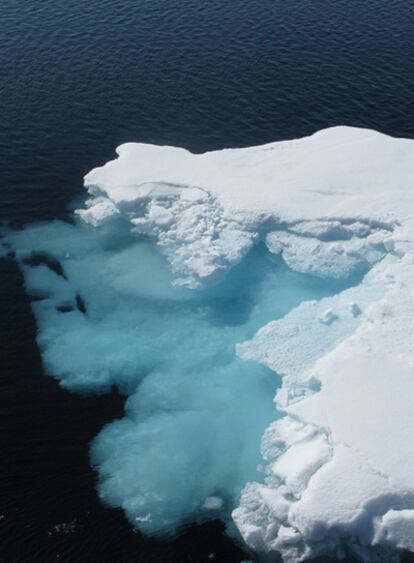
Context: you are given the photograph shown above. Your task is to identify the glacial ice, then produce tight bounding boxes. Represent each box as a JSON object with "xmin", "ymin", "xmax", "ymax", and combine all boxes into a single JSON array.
[{"xmin": 6, "ymin": 126, "xmax": 414, "ymax": 561}]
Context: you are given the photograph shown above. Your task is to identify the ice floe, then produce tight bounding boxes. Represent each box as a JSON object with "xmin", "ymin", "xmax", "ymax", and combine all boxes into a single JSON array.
[{"xmin": 6, "ymin": 126, "xmax": 414, "ymax": 561}]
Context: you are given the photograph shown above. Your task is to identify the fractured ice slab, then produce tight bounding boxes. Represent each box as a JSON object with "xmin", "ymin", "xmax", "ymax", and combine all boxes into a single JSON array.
[
  {"xmin": 265, "ymin": 229, "xmax": 386, "ymax": 279},
  {"xmin": 6, "ymin": 126, "xmax": 414, "ymax": 561}
]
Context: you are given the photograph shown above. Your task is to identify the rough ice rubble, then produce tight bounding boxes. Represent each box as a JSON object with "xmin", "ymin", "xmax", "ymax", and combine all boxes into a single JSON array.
[
  {"xmin": 6, "ymin": 126, "xmax": 414, "ymax": 560},
  {"xmin": 78, "ymin": 180, "xmax": 256, "ymax": 289},
  {"xmin": 79, "ymin": 126, "xmax": 414, "ymax": 561}
]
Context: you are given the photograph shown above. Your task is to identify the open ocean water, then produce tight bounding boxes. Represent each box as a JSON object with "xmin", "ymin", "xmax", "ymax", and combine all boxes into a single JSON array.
[{"xmin": 1, "ymin": 1, "xmax": 414, "ymax": 562}]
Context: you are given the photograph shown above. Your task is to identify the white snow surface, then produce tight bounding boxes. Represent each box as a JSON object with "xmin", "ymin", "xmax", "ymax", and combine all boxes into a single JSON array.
[{"xmin": 82, "ymin": 126, "xmax": 414, "ymax": 561}]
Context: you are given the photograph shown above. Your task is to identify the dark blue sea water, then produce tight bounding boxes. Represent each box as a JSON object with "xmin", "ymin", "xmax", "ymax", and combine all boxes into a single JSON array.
[{"xmin": 2, "ymin": 1, "xmax": 414, "ymax": 561}]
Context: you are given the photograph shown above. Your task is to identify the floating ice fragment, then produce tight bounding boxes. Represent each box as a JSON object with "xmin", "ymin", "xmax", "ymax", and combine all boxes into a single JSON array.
[
  {"xmin": 135, "ymin": 514, "xmax": 152, "ymax": 524},
  {"xmin": 318, "ymin": 308, "xmax": 337, "ymax": 325},
  {"xmin": 202, "ymin": 496, "xmax": 224, "ymax": 510}
]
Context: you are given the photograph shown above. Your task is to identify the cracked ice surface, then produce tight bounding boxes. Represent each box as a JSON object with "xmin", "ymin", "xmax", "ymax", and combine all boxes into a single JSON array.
[{"xmin": 7, "ymin": 126, "xmax": 414, "ymax": 561}]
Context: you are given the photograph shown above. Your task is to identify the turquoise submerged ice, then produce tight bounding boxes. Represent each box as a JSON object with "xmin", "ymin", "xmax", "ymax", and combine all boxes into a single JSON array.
[{"xmin": 10, "ymin": 217, "xmax": 358, "ymax": 533}]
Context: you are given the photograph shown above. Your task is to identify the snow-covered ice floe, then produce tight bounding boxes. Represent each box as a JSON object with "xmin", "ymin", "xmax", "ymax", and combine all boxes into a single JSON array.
[{"xmin": 5, "ymin": 126, "xmax": 414, "ymax": 561}]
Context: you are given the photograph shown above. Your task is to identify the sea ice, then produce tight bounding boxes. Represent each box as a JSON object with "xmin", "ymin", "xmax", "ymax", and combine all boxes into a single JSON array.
[
  {"xmin": 6, "ymin": 126, "xmax": 414, "ymax": 561},
  {"xmin": 7, "ymin": 220, "xmax": 351, "ymax": 535}
]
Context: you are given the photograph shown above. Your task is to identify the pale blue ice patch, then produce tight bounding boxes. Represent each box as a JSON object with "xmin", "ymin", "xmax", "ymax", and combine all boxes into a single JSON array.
[{"xmin": 8, "ymin": 218, "xmax": 365, "ymax": 534}]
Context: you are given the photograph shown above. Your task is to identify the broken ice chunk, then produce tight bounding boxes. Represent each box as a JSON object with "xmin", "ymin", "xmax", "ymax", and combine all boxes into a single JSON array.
[
  {"xmin": 202, "ymin": 496, "xmax": 224, "ymax": 510},
  {"xmin": 318, "ymin": 308, "xmax": 338, "ymax": 325}
]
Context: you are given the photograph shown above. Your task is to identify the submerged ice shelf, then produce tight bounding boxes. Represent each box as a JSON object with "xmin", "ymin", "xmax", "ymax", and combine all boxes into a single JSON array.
[
  {"xmin": 6, "ymin": 126, "xmax": 414, "ymax": 561},
  {"xmin": 7, "ymin": 221, "xmax": 356, "ymax": 535}
]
